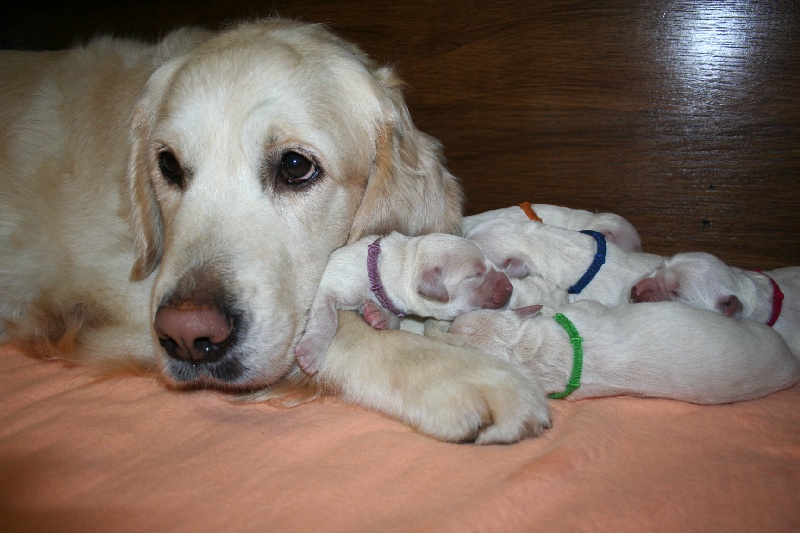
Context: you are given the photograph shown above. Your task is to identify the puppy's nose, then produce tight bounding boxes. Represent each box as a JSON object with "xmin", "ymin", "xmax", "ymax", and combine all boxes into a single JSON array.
[
  {"xmin": 630, "ymin": 282, "xmax": 658, "ymax": 303},
  {"xmin": 154, "ymin": 304, "xmax": 234, "ymax": 362},
  {"xmin": 489, "ymin": 270, "xmax": 514, "ymax": 307}
]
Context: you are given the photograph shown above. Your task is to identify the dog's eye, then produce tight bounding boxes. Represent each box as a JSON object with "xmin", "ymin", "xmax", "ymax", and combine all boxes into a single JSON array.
[
  {"xmin": 279, "ymin": 151, "xmax": 320, "ymax": 185},
  {"xmin": 158, "ymin": 151, "xmax": 186, "ymax": 189}
]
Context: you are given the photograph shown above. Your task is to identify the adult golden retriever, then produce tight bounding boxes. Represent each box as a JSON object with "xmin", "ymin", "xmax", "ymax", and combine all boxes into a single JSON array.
[{"xmin": 0, "ymin": 19, "xmax": 549, "ymax": 443}]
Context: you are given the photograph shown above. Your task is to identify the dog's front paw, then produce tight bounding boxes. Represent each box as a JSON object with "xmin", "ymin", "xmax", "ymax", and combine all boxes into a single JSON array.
[
  {"xmin": 408, "ymin": 353, "xmax": 551, "ymax": 444},
  {"xmin": 321, "ymin": 312, "xmax": 550, "ymax": 444}
]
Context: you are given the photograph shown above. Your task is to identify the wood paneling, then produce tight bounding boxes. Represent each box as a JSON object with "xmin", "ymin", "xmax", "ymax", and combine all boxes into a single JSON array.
[{"xmin": 2, "ymin": 0, "xmax": 798, "ymax": 269}]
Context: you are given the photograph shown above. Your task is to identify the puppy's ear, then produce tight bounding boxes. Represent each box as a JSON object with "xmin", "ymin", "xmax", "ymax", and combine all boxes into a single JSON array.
[
  {"xmin": 417, "ymin": 267, "xmax": 450, "ymax": 303},
  {"xmin": 126, "ymin": 59, "xmax": 184, "ymax": 281},
  {"xmin": 348, "ymin": 67, "xmax": 464, "ymax": 242},
  {"xmin": 503, "ymin": 257, "xmax": 531, "ymax": 279},
  {"xmin": 719, "ymin": 295, "xmax": 744, "ymax": 319},
  {"xmin": 514, "ymin": 305, "xmax": 543, "ymax": 318}
]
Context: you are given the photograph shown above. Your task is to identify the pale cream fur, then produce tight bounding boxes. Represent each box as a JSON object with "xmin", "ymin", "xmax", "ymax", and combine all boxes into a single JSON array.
[
  {"xmin": 442, "ymin": 301, "xmax": 800, "ymax": 404},
  {"xmin": 461, "ymin": 203, "xmax": 642, "ymax": 252},
  {"xmin": 466, "ymin": 217, "xmax": 663, "ymax": 307},
  {"xmin": 295, "ymin": 231, "xmax": 512, "ymax": 374},
  {"xmin": 0, "ymin": 19, "xmax": 549, "ymax": 443},
  {"xmin": 633, "ymin": 252, "xmax": 800, "ymax": 354}
]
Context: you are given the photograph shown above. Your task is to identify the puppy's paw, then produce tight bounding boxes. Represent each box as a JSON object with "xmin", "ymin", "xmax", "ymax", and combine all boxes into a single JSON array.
[
  {"xmin": 294, "ymin": 335, "xmax": 327, "ymax": 375},
  {"xmin": 360, "ymin": 299, "xmax": 390, "ymax": 330},
  {"xmin": 359, "ymin": 299, "xmax": 401, "ymax": 330}
]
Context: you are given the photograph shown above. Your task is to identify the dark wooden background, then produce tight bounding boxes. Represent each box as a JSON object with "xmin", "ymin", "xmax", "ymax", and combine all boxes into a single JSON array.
[{"xmin": 2, "ymin": 1, "xmax": 798, "ymax": 269}]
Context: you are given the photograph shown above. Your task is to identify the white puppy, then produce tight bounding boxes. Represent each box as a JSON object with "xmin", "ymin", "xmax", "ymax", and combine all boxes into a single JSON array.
[
  {"xmin": 295, "ymin": 231, "xmax": 513, "ymax": 374},
  {"xmin": 444, "ymin": 301, "xmax": 800, "ymax": 404},
  {"xmin": 461, "ymin": 202, "xmax": 642, "ymax": 252},
  {"xmin": 466, "ymin": 218, "xmax": 662, "ymax": 307},
  {"xmin": 631, "ymin": 252, "xmax": 799, "ymax": 354}
]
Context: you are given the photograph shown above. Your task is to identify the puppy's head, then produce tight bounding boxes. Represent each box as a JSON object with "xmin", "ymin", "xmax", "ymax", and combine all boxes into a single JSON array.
[
  {"xmin": 411, "ymin": 234, "xmax": 512, "ymax": 320},
  {"xmin": 448, "ymin": 306, "xmax": 543, "ymax": 364},
  {"xmin": 630, "ymin": 252, "xmax": 746, "ymax": 318},
  {"xmin": 465, "ymin": 218, "xmax": 537, "ymax": 278},
  {"xmin": 126, "ymin": 19, "xmax": 463, "ymax": 389}
]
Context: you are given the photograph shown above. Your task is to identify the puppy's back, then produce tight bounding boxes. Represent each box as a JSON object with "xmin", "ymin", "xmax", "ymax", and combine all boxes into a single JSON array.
[{"xmin": 570, "ymin": 300, "xmax": 800, "ymax": 404}]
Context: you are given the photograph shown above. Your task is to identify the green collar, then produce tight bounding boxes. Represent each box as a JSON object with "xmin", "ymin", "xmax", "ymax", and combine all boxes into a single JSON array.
[{"xmin": 548, "ymin": 313, "xmax": 584, "ymax": 399}]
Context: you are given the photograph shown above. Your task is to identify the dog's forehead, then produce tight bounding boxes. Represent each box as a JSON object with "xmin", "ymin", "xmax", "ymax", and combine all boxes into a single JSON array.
[
  {"xmin": 168, "ymin": 31, "xmax": 381, "ymax": 120},
  {"xmin": 153, "ymin": 30, "xmax": 385, "ymax": 174}
]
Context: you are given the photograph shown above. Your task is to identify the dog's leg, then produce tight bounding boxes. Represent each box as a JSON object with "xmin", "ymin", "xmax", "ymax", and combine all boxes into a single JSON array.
[{"xmin": 317, "ymin": 310, "xmax": 551, "ymax": 444}]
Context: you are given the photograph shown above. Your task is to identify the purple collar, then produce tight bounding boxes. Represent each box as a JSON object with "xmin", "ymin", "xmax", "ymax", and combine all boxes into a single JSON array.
[{"xmin": 367, "ymin": 237, "xmax": 406, "ymax": 317}]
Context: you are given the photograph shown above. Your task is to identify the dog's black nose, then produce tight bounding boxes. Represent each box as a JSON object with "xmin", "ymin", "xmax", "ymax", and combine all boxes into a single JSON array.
[{"xmin": 154, "ymin": 304, "xmax": 234, "ymax": 363}]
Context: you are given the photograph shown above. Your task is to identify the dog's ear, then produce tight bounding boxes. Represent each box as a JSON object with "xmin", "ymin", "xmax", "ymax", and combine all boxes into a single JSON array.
[
  {"xmin": 417, "ymin": 267, "xmax": 450, "ymax": 303},
  {"xmin": 126, "ymin": 59, "xmax": 184, "ymax": 281},
  {"xmin": 348, "ymin": 67, "xmax": 464, "ymax": 243}
]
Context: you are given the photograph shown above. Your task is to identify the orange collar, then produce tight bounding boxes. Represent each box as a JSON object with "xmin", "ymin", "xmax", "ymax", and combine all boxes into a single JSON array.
[{"xmin": 519, "ymin": 201, "xmax": 542, "ymax": 222}]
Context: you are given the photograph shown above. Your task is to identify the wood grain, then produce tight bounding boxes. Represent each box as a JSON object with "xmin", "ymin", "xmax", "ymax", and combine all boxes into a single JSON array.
[{"xmin": 2, "ymin": 0, "xmax": 798, "ymax": 269}]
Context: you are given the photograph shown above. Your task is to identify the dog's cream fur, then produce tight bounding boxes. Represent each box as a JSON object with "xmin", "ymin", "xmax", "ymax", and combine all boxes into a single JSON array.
[
  {"xmin": 295, "ymin": 231, "xmax": 512, "ymax": 373},
  {"xmin": 632, "ymin": 252, "xmax": 800, "ymax": 354},
  {"xmin": 461, "ymin": 203, "xmax": 642, "ymax": 252},
  {"xmin": 0, "ymin": 19, "xmax": 549, "ymax": 443},
  {"xmin": 442, "ymin": 301, "xmax": 800, "ymax": 404},
  {"xmin": 466, "ymin": 218, "xmax": 662, "ymax": 307}
]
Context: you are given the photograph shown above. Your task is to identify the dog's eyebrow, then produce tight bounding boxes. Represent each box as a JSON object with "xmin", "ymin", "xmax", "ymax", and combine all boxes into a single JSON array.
[{"xmin": 252, "ymin": 97, "xmax": 278, "ymax": 114}]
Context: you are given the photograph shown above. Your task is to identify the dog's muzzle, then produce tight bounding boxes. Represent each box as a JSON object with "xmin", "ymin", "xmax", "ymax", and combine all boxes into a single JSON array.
[
  {"xmin": 154, "ymin": 303, "xmax": 235, "ymax": 363},
  {"xmin": 154, "ymin": 264, "xmax": 250, "ymax": 384}
]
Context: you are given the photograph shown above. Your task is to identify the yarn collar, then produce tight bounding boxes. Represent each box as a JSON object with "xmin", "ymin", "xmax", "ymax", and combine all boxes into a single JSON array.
[
  {"xmin": 755, "ymin": 269, "xmax": 784, "ymax": 327},
  {"xmin": 548, "ymin": 312, "xmax": 583, "ymax": 399},
  {"xmin": 519, "ymin": 201, "xmax": 543, "ymax": 222},
  {"xmin": 367, "ymin": 237, "xmax": 406, "ymax": 317},
  {"xmin": 567, "ymin": 230, "xmax": 607, "ymax": 295}
]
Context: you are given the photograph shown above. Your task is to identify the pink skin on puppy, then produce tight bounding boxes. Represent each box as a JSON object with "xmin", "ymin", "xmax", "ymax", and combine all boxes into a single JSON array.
[
  {"xmin": 631, "ymin": 251, "xmax": 799, "ymax": 354},
  {"xmin": 296, "ymin": 232, "xmax": 513, "ymax": 374}
]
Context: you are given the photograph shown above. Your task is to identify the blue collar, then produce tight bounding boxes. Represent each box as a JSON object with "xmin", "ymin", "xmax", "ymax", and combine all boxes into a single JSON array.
[{"xmin": 567, "ymin": 230, "xmax": 607, "ymax": 295}]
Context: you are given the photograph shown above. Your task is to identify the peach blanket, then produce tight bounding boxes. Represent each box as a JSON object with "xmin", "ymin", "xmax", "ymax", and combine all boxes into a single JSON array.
[{"xmin": 2, "ymin": 345, "xmax": 800, "ymax": 531}]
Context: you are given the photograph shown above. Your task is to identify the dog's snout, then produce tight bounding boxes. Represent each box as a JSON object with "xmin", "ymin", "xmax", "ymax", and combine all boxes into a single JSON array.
[{"xmin": 154, "ymin": 304, "xmax": 234, "ymax": 363}]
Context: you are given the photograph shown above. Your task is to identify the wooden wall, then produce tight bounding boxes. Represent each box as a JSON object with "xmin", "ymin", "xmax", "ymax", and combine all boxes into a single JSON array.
[{"xmin": 2, "ymin": 0, "xmax": 798, "ymax": 269}]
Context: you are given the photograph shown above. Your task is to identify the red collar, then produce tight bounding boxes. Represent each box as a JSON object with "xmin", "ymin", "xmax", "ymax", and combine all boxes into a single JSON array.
[{"xmin": 755, "ymin": 270, "xmax": 784, "ymax": 327}]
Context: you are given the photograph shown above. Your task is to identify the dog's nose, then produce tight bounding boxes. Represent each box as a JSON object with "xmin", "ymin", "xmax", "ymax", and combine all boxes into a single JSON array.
[{"xmin": 154, "ymin": 304, "xmax": 234, "ymax": 362}]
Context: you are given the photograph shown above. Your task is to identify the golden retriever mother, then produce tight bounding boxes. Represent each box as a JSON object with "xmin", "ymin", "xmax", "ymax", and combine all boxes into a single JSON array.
[{"xmin": 0, "ymin": 19, "xmax": 549, "ymax": 443}]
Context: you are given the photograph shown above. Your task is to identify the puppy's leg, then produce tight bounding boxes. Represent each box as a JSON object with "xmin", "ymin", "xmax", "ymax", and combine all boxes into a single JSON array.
[
  {"xmin": 295, "ymin": 294, "xmax": 339, "ymax": 375},
  {"xmin": 318, "ymin": 311, "xmax": 551, "ymax": 444},
  {"xmin": 359, "ymin": 299, "xmax": 400, "ymax": 330}
]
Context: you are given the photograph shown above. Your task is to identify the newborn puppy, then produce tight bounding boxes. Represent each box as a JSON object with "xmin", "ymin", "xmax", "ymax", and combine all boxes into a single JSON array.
[
  {"xmin": 445, "ymin": 301, "xmax": 800, "ymax": 404},
  {"xmin": 631, "ymin": 252, "xmax": 799, "ymax": 354},
  {"xmin": 466, "ymin": 218, "xmax": 662, "ymax": 307},
  {"xmin": 296, "ymin": 231, "xmax": 513, "ymax": 374},
  {"xmin": 461, "ymin": 202, "xmax": 642, "ymax": 252}
]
